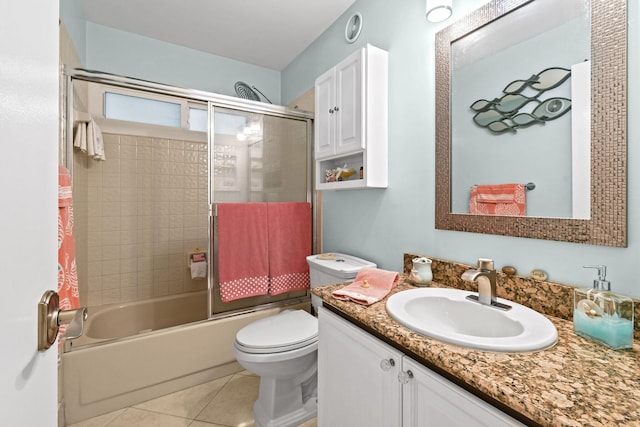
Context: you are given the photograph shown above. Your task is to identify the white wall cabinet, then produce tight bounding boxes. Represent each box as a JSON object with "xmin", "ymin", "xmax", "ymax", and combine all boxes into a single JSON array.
[
  {"xmin": 318, "ymin": 308, "xmax": 525, "ymax": 427},
  {"xmin": 314, "ymin": 44, "xmax": 388, "ymax": 190}
]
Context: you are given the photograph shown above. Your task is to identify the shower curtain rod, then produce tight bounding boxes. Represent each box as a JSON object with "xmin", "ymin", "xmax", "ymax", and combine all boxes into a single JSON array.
[{"xmin": 60, "ymin": 66, "xmax": 315, "ymax": 176}]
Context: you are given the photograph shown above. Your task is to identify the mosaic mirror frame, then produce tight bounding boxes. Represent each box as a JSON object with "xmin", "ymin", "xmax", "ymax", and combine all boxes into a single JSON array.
[{"xmin": 435, "ymin": 0, "xmax": 627, "ymax": 247}]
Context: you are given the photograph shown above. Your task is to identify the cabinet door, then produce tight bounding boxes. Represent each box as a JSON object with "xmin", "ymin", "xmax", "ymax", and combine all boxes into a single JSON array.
[
  {"xmin": 402, "ymin": 357, "xmax": 524, "ymax": 427},
  {"xmin": 318, "ymin": 308, "xmax": 402, "ymax": 427},
  {"xmin": 335, "ymin": 49, "xmax": 364, "ymax": 155},
  {"xmin": 314, "ymin": 69, "xmax": 336, "ymax": 159}
]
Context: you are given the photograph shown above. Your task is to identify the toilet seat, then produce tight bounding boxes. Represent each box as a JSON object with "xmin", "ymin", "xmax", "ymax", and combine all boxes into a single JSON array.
[
  {"xmin": 235, "ymin": 335, "xmax": 317, "ymax": 354},
  {"xmin": 235, "ymin": 310, "xmax": 318, "ymax": 354}
]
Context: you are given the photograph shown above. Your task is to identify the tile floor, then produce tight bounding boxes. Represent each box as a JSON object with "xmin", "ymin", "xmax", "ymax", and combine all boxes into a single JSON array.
[{"xmin": 66, "ymin": 371, "xmax": 318, "ymax": 427}]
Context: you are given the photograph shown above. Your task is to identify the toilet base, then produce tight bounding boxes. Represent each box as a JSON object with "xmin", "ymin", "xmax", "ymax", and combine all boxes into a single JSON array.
[
  {"xmin": 252, "ymin": 368, "xmax": 317, "ymax": 427},
  {"xmin": 253, "ymin": 394, "xmax": 317, "ymax": 427}
]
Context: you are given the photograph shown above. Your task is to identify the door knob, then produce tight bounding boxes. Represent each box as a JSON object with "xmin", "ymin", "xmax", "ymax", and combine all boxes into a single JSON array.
[
  {"xmin": 37, "ymin": 290, "xmax": 87, "ymax": 351},
  {"xmin": 380, "ymin": 358, "xmax": 395, "ymax": 371}
]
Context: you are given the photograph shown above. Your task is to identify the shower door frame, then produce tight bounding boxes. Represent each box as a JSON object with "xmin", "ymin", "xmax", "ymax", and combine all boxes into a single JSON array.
[{"xmin": 62, "ymin": 66, "xmax": 315, "ymax": 323}]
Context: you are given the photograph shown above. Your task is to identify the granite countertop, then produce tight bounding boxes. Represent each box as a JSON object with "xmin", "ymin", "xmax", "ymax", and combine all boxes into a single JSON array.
[{"xmin": 312, "ymin": 278, "xmax": 640, "ymax": 427}]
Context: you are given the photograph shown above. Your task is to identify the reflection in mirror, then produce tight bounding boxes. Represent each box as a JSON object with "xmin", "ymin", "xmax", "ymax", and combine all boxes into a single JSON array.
[
  {"xmin": 470, "ymin": 67, "xmax": 573, "ymax": 134},
  {"xmin": 434, "ymin": 0, "xmax": 627, "ymax": 247},
  {"xmin": 452, "ymin": 0, "xmax": 588, "ymax": 218},
  {"xmin": 495, "ymin": 94, "xmax": 534, "ymax": 113},
  {"xmin": 530, "ymin": 68, "xmax": 572, "ymax": 91}
]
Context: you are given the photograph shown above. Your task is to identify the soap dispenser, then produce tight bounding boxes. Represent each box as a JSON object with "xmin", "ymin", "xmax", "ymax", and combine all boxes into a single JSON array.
[{"xmin": 573, "ymin": 265, "xmax": 634, "ymax": 350}]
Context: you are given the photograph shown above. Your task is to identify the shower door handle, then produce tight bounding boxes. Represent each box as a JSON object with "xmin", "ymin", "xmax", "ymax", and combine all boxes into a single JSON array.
[{"xmin": 37, "ymin": 290, "xmax": 88, "ymax": 351}]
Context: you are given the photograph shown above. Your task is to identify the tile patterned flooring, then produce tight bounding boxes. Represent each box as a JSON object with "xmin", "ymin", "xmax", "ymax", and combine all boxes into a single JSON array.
[{"xmin": 67, "ymin": 371, "xmax": 318, "ymax": 427}]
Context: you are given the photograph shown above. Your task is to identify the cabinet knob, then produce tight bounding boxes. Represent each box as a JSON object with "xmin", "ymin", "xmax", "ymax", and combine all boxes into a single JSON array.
[
  {"xmin": 380, "ymin": 358, "xmax": 395, "ymax": 371},
  {"xmin": 334, "ymin": 106, "xmax": 340, "ymax": 112},
  {"xmin": 329, "ymin": 108, "xmax": 334, "ymax": 114},
  {"xmin": 398, "ymin": 370, "xmax": 414, "ymax": 384}
]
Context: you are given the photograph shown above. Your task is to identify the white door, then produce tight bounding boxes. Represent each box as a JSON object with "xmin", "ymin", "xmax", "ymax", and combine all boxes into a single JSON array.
[
  {"xmin": 335, "ymin": 49, "xmax": 363, "ymax": 155},
  {"xmin": 402, "ymin": 357, "xmax": 524, "ymax": 426},
  {"xmin": 314, "ymin": 68, "xmax": 336, "ymax": 159},
  {"xmin": 0, "ymin": 0, "xmax": 60, "ymax": 425},
  {"xmin": 318, "ymin": 308, "xmax": 402, "ymax": 427}
]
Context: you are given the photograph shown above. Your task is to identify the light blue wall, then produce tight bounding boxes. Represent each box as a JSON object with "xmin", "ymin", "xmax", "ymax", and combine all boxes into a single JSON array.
[
  {"xmin": 283, "ymin": 0, "xmax": 640, "ymax": 298},
  {"xmin": 58, "ymin": 2, "xmax": 281, "ymax": 103},
  {"xmin": 85, "ymin": 23, "xmax": 281, "ymax": 103},
  {"xmin": 59, "ymin": 0, "xmax": 87, "ymax": 65}
]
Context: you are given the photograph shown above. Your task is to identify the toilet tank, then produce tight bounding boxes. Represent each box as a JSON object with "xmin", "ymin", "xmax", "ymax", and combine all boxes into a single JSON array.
[{"xmin": 306, "ymin": 253, "xmax": 377, "ymax": 311}]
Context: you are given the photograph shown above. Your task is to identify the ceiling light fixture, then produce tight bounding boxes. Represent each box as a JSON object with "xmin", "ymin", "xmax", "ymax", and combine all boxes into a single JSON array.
[{"xmin": 426, "ymin": 0, "xmax": 452, "ymax": 23}]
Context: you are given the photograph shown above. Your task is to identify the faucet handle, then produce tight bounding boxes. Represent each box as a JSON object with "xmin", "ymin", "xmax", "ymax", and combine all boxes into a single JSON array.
[{"xmin": 477, "ymin": 258, "xmax": 494, "ymax": 270}]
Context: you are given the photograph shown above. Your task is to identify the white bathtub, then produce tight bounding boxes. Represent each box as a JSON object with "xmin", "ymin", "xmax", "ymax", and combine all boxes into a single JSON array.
[{"xmin": 62, "ymin": 292, "xmax": 310, "ymax": 424}]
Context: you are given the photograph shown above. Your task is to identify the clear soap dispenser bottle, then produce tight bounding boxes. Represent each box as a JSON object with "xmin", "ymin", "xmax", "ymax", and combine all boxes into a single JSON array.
[{"xmin": 573, "ymin": 265, "xmax": 634, "ymax": 350}]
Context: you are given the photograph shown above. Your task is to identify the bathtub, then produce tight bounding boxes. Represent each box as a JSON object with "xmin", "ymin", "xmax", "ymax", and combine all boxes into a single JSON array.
[
  {"xmin": 62, "ymin": 292, "xmax": 310, "ymax": 424},
  {"xmin": 80, "ymin": 291, "xmax": 209, "ymax": 342}
]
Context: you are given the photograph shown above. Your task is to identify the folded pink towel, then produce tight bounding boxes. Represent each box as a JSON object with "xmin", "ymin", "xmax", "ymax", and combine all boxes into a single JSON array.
[
  {"xmin": 469, "ymin": 184, "xmax": 526, "ymax": 216},
  {"xmin": 331, "ymin": 267, "xmax": 399, "ymax": 306}
]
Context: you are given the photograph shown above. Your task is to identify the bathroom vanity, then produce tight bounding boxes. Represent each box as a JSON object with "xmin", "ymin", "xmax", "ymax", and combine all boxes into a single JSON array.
[
  {"xmin": 319, "ymin": 306, "xmax": 522, "ymax": 426},
  {"xmin": 313, "ymin": 278, "xmax": 640, "ymax": 426}
]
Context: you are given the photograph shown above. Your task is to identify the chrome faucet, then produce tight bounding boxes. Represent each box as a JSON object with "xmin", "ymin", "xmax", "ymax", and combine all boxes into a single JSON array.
[{"xmin": 462, "ymin": 258, "xmax": 511, "ymax": 310}]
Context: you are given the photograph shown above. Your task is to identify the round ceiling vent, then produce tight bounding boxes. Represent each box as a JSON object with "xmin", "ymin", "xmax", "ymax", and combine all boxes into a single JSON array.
[{"xmin": 345, "ymin": 12, "xmax": 363, "ymax": 44}]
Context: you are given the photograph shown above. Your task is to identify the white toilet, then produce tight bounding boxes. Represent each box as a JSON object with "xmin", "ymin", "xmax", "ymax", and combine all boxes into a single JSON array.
[{"xmin": 233, "ymin": 253, "xmax": 376, "ymax": 427}]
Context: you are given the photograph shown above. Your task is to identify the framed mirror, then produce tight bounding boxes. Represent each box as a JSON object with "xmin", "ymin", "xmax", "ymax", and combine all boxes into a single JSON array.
[{"xmin": 435, "ymin": 0, "xmax": 627, "ymax": 247}]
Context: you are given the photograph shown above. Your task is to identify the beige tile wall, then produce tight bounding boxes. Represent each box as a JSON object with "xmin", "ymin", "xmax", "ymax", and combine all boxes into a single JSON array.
[{"xmin": 77, "ymin": 133, "xmax": 209, "ymax": 307}]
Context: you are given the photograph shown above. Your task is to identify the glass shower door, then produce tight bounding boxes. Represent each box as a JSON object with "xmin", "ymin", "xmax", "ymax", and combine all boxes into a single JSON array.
[{"xmin": 209, "ymin": 105, "xmax": 312, "ymax": 315}]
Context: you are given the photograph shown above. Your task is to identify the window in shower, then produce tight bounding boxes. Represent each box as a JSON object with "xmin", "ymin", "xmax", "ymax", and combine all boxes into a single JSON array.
[
  {"xmin": 188, "ymin": 106, "xmax": 208, "ymax": 132},
  {"xmin": 96, "ymin": 85, "xmax": 208, "ymax": 134},
  {"xmin": 104, "ymin": 92, "xmax": 182, "ymax": 128}
]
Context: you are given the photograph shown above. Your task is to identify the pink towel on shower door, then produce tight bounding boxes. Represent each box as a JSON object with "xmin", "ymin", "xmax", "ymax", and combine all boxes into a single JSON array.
[
  {"xmin": 267, "ymin": 202, "xmax": 312, "ymax": 295},
  {"xmin": 217, "ymin": 203, "xmax": 270, "ymax": 302},
  {"xmin": 58, "ymin": 166, "xmax": 80, "ymax": 342}
]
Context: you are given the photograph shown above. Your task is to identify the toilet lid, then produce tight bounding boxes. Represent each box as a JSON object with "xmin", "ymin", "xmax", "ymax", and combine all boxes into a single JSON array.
[{"xmin": 236, "ymin": 310, "xmax": 318, "ymax": 353}]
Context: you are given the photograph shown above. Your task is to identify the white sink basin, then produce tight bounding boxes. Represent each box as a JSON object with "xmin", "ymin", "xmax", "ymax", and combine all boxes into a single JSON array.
[{"xmin": 386, "ymin": 288, "xmax": 557, "ymax": 352}]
